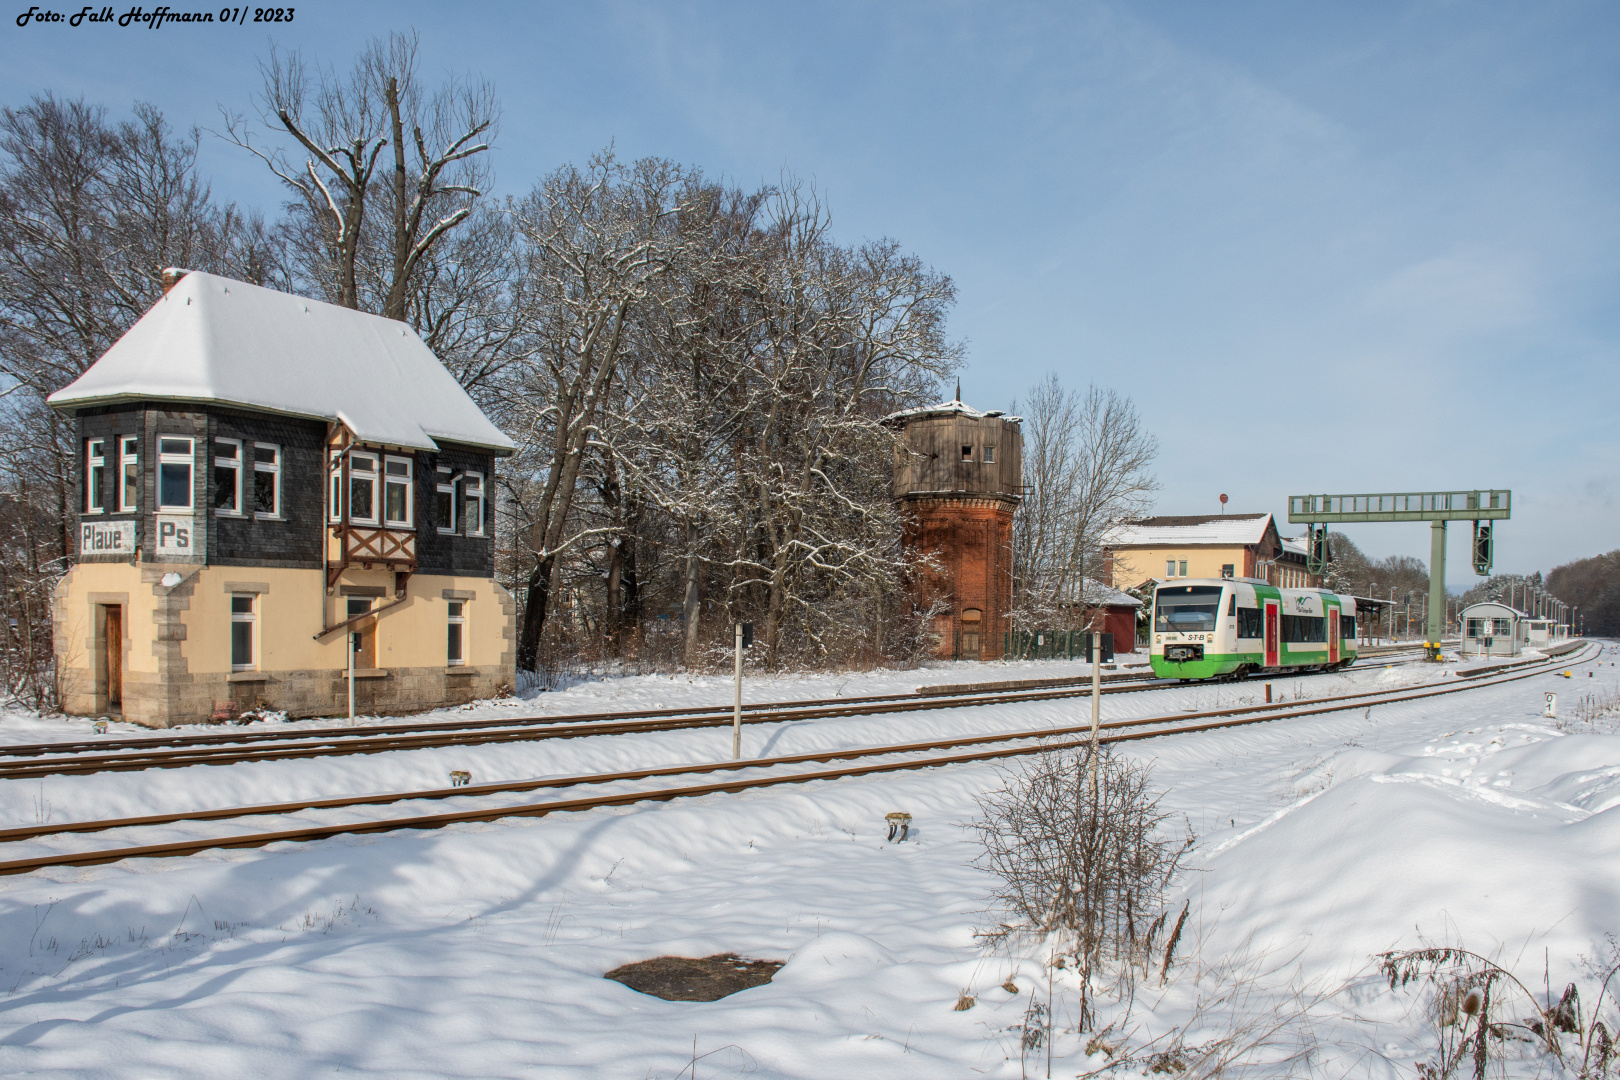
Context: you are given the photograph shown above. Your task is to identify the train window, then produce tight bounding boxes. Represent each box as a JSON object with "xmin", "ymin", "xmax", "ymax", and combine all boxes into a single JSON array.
[
  {"xmin": 1342, "ymin": 615, "xmax": 1356, "ymax": 639},
  {"xmin": 1154, "ymin": 585, "xmax": 1222, "ymax": 633},
  {"xmin": 1237, "ymin": 607, "xmax": 1263, "ymax": 638},
  {"xmin": 1281, "ymin": 614, "xmax": 1327, "ymax": 643},
  {"xmin": 1227, "ymin": 595, "xmax": 1235, "ymax": 616}
]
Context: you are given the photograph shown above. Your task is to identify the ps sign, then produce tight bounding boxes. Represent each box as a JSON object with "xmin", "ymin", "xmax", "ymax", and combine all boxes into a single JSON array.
[
  {"xmin": 155, "ymin": 515, "xmax": 195, "ymax": 558},
  {"xmin": 80, "ymin": 520, "xmax": 135, "ymax": 557}
]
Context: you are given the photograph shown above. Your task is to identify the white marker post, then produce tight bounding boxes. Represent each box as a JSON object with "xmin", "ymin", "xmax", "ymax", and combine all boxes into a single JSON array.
[
  {"xmin": 1088, "ymin": 630, "xmax": 1102, "ymax": 797},
  {"xmin": 348, "ymin": 629, "xmax": 357, "ymax": 724},
  {"xmin": 732, "ymin": 623, "xmax": 747, "ymax": 759},
  {"xmin": 1544, "ymin": 692, "xmax": 1557, "ymax": 719}
]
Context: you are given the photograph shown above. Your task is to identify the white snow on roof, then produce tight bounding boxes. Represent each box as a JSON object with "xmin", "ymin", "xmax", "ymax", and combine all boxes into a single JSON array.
[
  {"xmin": 1080, "ymin": 579, "xmax": 1142, "ymax": 608},
  {"xmin": 1460, "ymin": 601, "xmax": 1530, "ymax": 618},
  {"xmin": 1280, "ymin": 536, "xmax": 1308, "ymax": 556},
  {"xmin": 885, "ymin": 397, "xmax": 1022, "ymax": 424},
  {"xmin": 48, "ymin": 272, "xmax": 514, "ymax": 455},
  {"xmin": 1104, "ymin": 513, "xmax": 1274, "ymax": 548}
]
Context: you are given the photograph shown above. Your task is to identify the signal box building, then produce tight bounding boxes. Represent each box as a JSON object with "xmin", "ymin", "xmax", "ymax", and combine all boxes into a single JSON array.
[
  {"xmin": 1459, "ymin": 601, "xmax": 1526, "ymax": 658},
  {"xmin": 48, "ymin": 271, "xmax": 517, "ymax": 726},
  {"xmin": 889, "ymin": 395, "xmax": 1022, "ymax": 660}
]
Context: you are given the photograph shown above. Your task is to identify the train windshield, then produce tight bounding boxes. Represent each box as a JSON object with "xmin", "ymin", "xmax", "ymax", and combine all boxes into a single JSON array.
[{"xmin": 1155, "ymin": 585, "xmax": 1224, "ymax": 633}]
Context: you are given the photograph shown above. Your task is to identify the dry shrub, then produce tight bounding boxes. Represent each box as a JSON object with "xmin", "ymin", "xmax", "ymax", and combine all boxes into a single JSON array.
[
  {"xmin": 973, "ymin": 744, "xmax": 1193, "ymax": 1033},
  {"xmin": 1380, "ymin": 943, "xmax": 1620, "ymax": 1080}
]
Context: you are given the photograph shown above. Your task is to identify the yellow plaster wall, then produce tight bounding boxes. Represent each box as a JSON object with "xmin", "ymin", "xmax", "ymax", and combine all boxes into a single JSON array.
[
  {"xmin": 57, "ymin": 560, "xmax": 162, "ymax": 673},
  {"xmin": 1110, "ymin": 546, "xmax": 1250, "ymax": 588},
  {"xmin": 59, "ymin": 562, "xmax": 509, "ymax": 677}
]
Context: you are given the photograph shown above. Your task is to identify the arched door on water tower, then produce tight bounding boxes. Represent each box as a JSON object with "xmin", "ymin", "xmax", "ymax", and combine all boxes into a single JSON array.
[{"xmin": 960, "ymin": 608, "xmax": 982, "ymax": 660}]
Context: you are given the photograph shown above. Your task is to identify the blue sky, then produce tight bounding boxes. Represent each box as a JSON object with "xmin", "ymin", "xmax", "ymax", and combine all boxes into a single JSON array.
[{"xmin": 3, "ymin": 1, "xmax": 1616, "ymax": 584}]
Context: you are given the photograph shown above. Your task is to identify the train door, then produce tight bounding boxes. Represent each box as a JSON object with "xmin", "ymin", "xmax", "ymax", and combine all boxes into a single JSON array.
[
  {"xmin": 1328, "ymin": 608, "xmax": 1340, "ymax": 665},
  {"xmin": 1263, "ymin": 600, "xmax": 1279, "ymax": 667}
]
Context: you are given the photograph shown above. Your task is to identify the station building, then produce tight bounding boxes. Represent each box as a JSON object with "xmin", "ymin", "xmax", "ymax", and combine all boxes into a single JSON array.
[
  {"xmin": 49, "ymin": 270, "xmax": 517, "ymax": 726},
  {"xmin": 888, "ymin": 395, "xmax": 1022, "ymax": 661},
  {"xmin": 1102, "ymin": 512, "xmax": 1327, "ymax": 591}
]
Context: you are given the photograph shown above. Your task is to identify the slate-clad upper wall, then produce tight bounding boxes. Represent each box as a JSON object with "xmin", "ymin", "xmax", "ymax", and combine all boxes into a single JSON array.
[
  {"xmin": 73, "ymin": 404, "xmax": 496, "ymax": 575},
  {"xmin": 208, "ymin": 408, "xmax": 327, "ymax": 568}
]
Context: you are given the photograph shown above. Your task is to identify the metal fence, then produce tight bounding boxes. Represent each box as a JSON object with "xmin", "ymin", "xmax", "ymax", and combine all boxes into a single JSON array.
[{"xmin": 1002, "ymin": 630, "xmax": 1114, "ymax": 662}]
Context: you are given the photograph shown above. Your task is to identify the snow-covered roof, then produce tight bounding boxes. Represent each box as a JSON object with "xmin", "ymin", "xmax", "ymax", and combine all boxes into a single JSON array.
[
  {"xmin": 1080, "ymin": 579, "xmax": 1142, "ymax": 608},
  {"xmin": 47, "ymin": 271, "xmax": 514, "ymax": 455},
  {"xmin": 884, "ymin": 396, "xmax": 1021, "ymax": 425},
  {"xmin": 1280, "ymin": 536, "xmax": 1308, "ymax": 557},
  {"xmin": 1459, "ymin": 601, "xmax": 1529, "ymax": 618},
  {"xmin": 1104, "ymin": 512, "xmax": 1275, "ymax": 548}
]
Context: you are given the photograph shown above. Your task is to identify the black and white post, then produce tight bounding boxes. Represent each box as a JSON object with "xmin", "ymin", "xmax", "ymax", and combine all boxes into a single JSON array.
[
  {"xmin": 732, "ymin": 623, "xmax": 747, "ymax": 759},
  {"xmin": 348, "ymin": 629, "xmax": 357, "ymax": 724},
  {"xmin": 1088, "ymin": 630, "xmax": 1102, "ymax": 796}
]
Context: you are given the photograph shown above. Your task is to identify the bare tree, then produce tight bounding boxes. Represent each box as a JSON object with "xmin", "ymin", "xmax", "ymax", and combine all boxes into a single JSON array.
[
  {"xmin": 0, "ymin": 94, "xmax": 273, "ymax": 706},
  {"xmin": 730, "ymin": 186, "xmax": 959, "ymax": 666},
  {"xmin": 1013, "ymin": 376, "xmax": 1158, "ymax": 631},
  {"xmin": 504, "ymin": 152, "xmax": 691, "ymax": 670},
  {"xmin": 224, "ymin": 31, "xmax": 496, "ymax": 319}
]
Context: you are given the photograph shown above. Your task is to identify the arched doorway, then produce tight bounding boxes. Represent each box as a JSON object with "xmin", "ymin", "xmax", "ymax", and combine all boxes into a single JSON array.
[{"xmin": 960, "ymin": 608, "xmax": 982, "ymax": 660}]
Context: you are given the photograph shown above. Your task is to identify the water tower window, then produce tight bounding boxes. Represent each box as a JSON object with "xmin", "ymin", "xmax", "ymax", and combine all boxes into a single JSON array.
[
  {"xmin": 982, "ymin": 445, "xmax": 995, "ymax": 464},
  {"xmin": 961, "ymin": 444, "xmax": 973, "ymax": 461}
]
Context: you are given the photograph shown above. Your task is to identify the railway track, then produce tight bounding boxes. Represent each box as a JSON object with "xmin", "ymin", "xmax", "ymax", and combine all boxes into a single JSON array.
[
  {"xmin": 0, "ymin": 641, "xmax": 1596, "ymax": 877},
  {"xmin": 0, "ymin": 650, "xmax": 1431, "ymax": 780}
]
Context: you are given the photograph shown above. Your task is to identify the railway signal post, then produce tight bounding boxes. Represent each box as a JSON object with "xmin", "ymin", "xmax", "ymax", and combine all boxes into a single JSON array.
[{"xmin": 1288, "ymin": 490, "xmax": 1511, "ymax": 662}]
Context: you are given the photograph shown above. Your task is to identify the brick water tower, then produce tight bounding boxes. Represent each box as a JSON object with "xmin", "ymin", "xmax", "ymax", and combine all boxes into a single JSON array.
[{"xmin": 889, "ymin": 389, "xmax": 1023, "ymax": 660}]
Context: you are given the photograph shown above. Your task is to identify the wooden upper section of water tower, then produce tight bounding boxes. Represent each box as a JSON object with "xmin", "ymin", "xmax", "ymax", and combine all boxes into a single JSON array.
[{"xmin": 889, "ymin": 399, "xmax": 1023, "ymax": 506}]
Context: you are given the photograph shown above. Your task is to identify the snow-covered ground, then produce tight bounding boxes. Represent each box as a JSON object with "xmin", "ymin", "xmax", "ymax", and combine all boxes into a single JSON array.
[{"xmin": 0, "ymin": 644, "xmax": 1615, "ymax": 1078}]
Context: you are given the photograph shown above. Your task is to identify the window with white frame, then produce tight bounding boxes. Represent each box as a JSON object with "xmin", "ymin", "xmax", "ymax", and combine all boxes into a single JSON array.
[
  {"xmin": 118, "ymin": 436, "xmax": 139, "ymax": 512},
  {"xmin": 328, "ymin": 452, "xmax": 342, "ymax": 523},
  {"xmin": 462, "ymin": 470, "xmax": 485, "ymax": 536},
  {"xmin": 383, "ymin": 455, "xmax": 412, "ymax": 527},
  {"xmin": 348, "ymin": 451, "xmax": 378, "ymax": 525},
  {"xmin": 213, "ymin": 438, "xmax": 242, "ymax": 514},
  {"xmin": 1165, "ymin": 559, "xmax": 1176, "ymax": 578},
  {"xmin": 1179, "ymin": 560, "xmax": 1188, "ymax": 577},
  {"xmin": 253, "ymin": 443, "xmax": 281, "ymax": 517},
  {"xmin": 435, "ymin": 466, "xmax": 457, "ymax": 534},
  {"xmin": 157, "ymin": 436, "xmax": 194, "ymax": 510},
  {"xmin": 230, "ymin": 594, "xmax": 255, "ymax": 670},
  {"xmin": 447, "ymin": 601, "xmax": 466, "ymax": 665},
  {"xmin": 983, "ymin": 444, "xmax": 995, "ymax": 464},
  {"xmin": 85, "ymin": 439, "xmax": 106, "ymax": 514}
]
